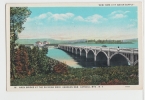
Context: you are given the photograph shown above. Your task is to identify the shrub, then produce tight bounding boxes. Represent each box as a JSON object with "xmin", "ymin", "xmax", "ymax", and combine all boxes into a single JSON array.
[
  {"xmin": 100, "ymin": 79, "xmax": 128, "ymax": 85},
  {"xmin": 53, "ymin": 63, "xmax": 68, "ymax": 74}
]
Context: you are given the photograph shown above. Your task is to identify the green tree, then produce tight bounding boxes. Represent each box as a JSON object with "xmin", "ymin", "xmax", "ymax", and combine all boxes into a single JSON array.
[
  {"xmin": 10, "ymin": 7, "xmax": 31, "ymax": 79},
  {"xmin": 36, "ymin": 48, "xmax": 49, "ymax": 74},
  {"xmin": 14, "ymin": 45, "xmax": 30, "ymax": 78},
  {"xmin": 10, "ymin": 7, "xmax": 31, "ymax": 42}
]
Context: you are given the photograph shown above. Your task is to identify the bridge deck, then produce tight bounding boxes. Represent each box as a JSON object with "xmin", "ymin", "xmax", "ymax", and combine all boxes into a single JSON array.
[{"xmin": 58, "ymin": 45, "xmax": 138, "ymax": 54}]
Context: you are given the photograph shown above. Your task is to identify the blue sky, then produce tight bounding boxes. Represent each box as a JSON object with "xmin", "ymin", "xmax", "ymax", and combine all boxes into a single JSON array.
[{"xmin": 19, "ymin": 7, "xmax": 138, "ymax": 40}]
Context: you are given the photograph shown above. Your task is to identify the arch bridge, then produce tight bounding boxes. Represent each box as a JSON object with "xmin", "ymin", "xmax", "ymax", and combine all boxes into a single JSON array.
[{"xmin": 58, "ymin": 45, "xmax": 138, "ymax": 66}]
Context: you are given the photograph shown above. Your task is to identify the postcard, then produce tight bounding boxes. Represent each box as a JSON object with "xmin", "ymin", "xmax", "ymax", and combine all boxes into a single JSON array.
[{"xmin": 6, "ymin": 2, "xmax": 143, "ymax": 91}]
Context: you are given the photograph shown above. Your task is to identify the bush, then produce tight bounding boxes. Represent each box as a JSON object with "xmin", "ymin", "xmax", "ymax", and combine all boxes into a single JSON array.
[
  {"xmin": 100, "ymin": 79, "xmax": 128, "ymax": 85},
  {"xmin": 53, "ymin": 63, "xmax": 68, "ymax": 74},
  {"xmin": 11, "ymin": 66, "xmax": 138, "ymax": 85}
]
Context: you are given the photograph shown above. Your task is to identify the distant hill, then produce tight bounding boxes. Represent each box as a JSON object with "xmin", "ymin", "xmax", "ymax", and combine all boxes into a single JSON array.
[
  {"xmin": 123, "ymin": 38, "xmax": 138, "ymax": 42},
  {"xmin": 65, "ymin": 39, "xmax": 87, "ymax": 44},
  {"xmin": 16, "ymin": 38, "xmax": 87, "ymax": 44},
  {"xmin": 16, "ymin": 38, "xmax": 60, "ymax": 44},
  {"xmin": 16, "ymin": 38, "xmax": 137, "ymax": 44}
]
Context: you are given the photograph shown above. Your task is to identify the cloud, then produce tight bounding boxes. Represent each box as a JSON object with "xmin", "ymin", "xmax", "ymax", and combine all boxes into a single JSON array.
[
  {"xmin": 74, "ymin": 14, "xmax": 107, "ymax": 23},
  {"xmin": 74, "ymin": 16, "xmax": 84, "ymax": 21},
  {"xmin": 38, "ymin": 13, "xmax": 47, "ymax": 19},
  {"xmin": 28, "ymin": 12, "xmax": 74, "ymax": 22},
  {"xmin": 26, "ymin": 17, "xmax": 32, "ymax": 22},
  {"xmin": 112, "ymin": 14, "xmax": 127, "ymax": 19},
  {"xmin": 27, "ymin": 12, "xmax": 106, "ymax": 24},
  {"xmin": 48, "ymin": 13, "xmax": 74, "ymax": 21},
  {"xmin": 109, "ymin": 10, "xmax": 130, "ymax": 19},
  {"xmin": 86, "ymin": 14, "xmax": 107, "ymax": 23},
  {"xmin": 127, "ymin": 19, "xmax": 137, "ymax": 28},
  {"xmin": 35, "ymin": 22, "xmax": 43, "ymax": 25}
]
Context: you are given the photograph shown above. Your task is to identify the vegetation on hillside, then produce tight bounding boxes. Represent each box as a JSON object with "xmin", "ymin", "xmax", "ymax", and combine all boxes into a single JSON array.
[{"xmin": 11, "ymin": 66, "xmax": 138, "ymax": 85}]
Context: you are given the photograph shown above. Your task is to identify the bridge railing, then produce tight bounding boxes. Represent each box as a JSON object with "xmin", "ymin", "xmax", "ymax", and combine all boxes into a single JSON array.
[{"xmin": 58, "ymin": 45, "xmax": 138, "ymax": 53}]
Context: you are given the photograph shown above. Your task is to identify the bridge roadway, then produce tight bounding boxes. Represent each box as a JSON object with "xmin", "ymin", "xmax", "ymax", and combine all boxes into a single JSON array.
[{"xmin": 58, "ymin": 45, "xmax": 138, "ymax": 66}]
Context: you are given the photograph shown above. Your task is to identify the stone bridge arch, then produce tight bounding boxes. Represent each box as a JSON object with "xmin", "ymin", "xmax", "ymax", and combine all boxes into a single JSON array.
[
  {"xmin": 96, "ymin": 51, "xmax": 108, "ymax": 58},
  {"xmin": 76, "ymin": 48, "xmax": 81, "ymax": 55},
  {"xmin": 72, "ymin": 47, "xmax": 77, "ymax": 54},
  {"xmin": 70, "ymin": 47, "xmax": 72, "ymax": 51},
  {"xmin": 87, "ymin": 50, "xmax": 95, "ymax": 61},
  {"xmin": 64, "ymin": 46, "xmax": 66, "ymax": 50},
  {"xmin": 81, "ymin": 49, "xmax": 87, "ymax": 57},
  {"xmin": 67, "ymin": 46, "xmax": 69, "ymax": 51},
  {"xmin": 110, "ymin": 53, "xmax": 131, "ymax": 63},
  {"xmin": 87, "ymin": 49, "xmax": 95, "ymax": 56},
  {"xmin": 110, "ymin": 53, "xmax": 131, "ymax": 66},
  {"xmin": 67, "ymin": 47, "xmax": 70, "ymax": 52},
  {"xmin": 96, "ymin": 51, "xmax": 108, "ymax": 67}
]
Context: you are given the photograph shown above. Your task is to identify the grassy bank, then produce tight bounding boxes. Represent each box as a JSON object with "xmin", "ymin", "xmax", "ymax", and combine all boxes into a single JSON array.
[{"xmin": 11, "ymin": 66, "xmax": 138, "ymax": 86}]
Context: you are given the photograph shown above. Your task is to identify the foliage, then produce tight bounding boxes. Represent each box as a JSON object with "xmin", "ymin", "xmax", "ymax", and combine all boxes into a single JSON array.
[
  {"xmin": 53, "ymin": 63, "xmax": 68, "ymax": 74},
  {"xmin": 11, "ymin": 66, "xmax": 138, "ymax": 85},
  {"xmin": 10, "ymin": 7, "xmax": 31, "ymax": 41},
  {"xmin": 14, "ymin": 45, "xmax": 30, "ymax": 78},
  {"xmin": 100, "ymin": 79, "xmax": 128, "ymax": 85},
  {"xmin": 10, "ymin": 7, "xmax": 31, "ymax": 79},
  {"xmin": 10, "ymin": 42, "xmax": 70, "ymax": 80}
]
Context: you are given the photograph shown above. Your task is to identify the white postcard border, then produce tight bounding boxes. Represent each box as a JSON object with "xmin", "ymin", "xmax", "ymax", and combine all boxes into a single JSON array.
[{"xmin": 6, "ymin": 2, "xmax": 143, "ymax": 91}]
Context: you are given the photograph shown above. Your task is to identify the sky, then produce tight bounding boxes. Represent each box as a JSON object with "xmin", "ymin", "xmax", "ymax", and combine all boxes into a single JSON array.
[{"xmin": 19, "ymin": 7, "xmax": 138, "ymax": 40}]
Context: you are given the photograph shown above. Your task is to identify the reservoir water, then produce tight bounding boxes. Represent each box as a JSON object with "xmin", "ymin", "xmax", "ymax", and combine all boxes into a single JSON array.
[{"xmin": 46, "ymin": 43, "xmax": 138, "ymax": 68}]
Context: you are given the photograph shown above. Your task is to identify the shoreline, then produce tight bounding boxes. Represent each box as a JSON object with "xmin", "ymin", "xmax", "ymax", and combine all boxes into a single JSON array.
[{"xmin": 47, "ymin": 56, "xmax": 71, "ymax": 68}]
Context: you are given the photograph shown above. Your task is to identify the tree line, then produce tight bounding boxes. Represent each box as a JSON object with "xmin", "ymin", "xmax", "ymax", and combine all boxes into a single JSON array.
[{"xmin": 87, "ymin": 39, "xmax": 132, "ymax": 44}]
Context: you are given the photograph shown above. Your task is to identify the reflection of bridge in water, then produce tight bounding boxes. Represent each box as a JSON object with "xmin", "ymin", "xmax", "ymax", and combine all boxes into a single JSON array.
[{"xmin": 58, "ymin": 45, "xmax": 138, "ymax": 67}]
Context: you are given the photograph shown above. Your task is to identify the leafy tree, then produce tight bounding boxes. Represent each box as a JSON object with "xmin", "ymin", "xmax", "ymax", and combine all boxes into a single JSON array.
[
  {"xmin": 14, "ymin": 45, "xmax": 30, "ymax": 78},
  {"xmin": 10, "ymin": 7, "xmax": 31, "ymax": 79},
  {"xmin": 36, "ymin": 48, "xmax": 49, "ymax": 74},
  {"xmin": 10, "ymin": 7, "xmax": 31, "ymax": 42}
]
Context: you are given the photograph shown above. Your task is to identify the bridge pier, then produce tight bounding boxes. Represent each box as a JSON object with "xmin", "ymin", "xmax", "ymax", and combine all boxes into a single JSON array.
[
  {"xmin": 130, "ymin": 62, "xmax": 134, "ymax": 66},
  {"xmin": 130, "ymin": 50, "xmax": 134, "ymax": 66},
  {"xmin": 107, "ymin": 49, "xmax": 110, "ymax": 66},
  {"xmin": 86, "ymin": 53, "xmax": 88, "ymax": 61},
  {"xmin": 107, "ymin": 58, "xmax": 110, "ymax": 66},
  {"xmin": 94, "ymin": 55, "xmax": 96, "ymax": 61}
]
